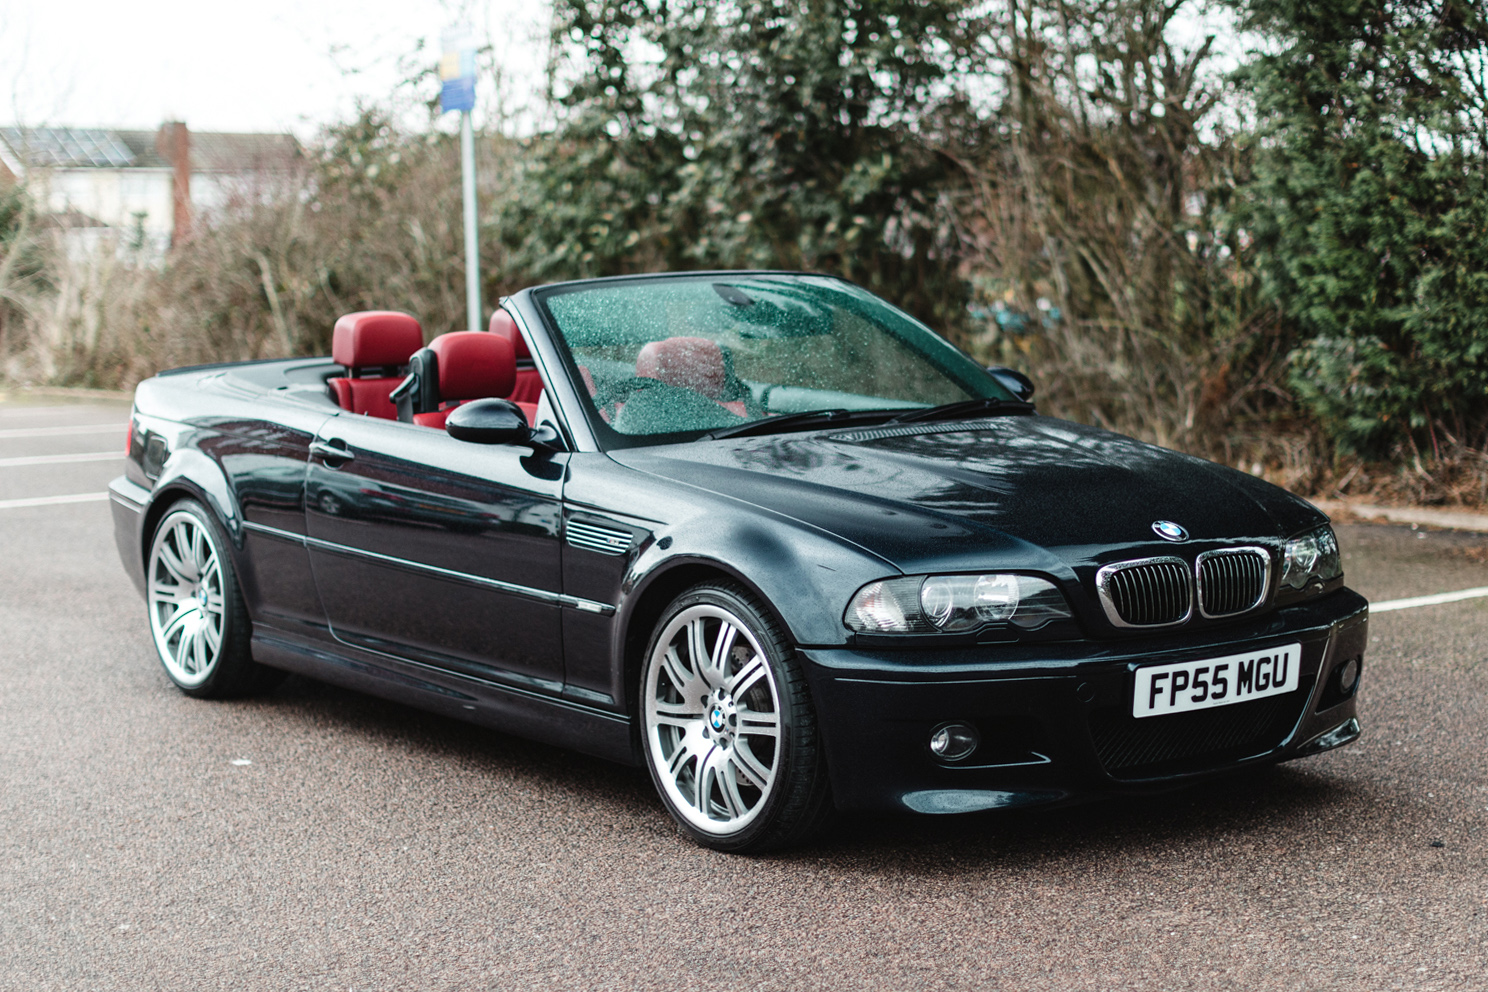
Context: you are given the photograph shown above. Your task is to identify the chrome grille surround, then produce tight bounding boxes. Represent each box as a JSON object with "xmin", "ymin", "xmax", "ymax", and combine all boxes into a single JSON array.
[
  {"xmin": 1095, "ymin": 556, "xmax": 1194, "ymax": 628},
  {"xmin": 1195, "ymin": 546, "xmax": 1272, "ymax": 618}
]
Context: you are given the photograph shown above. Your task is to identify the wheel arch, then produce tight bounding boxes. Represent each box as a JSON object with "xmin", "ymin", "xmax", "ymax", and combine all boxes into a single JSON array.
[
  {"xmin": 616, "ymin": 558, "xmax": 777, "ymax": 719},
  {"xmin": 138, "ymin": 450, "xmax": 244, "ymax": 572}
]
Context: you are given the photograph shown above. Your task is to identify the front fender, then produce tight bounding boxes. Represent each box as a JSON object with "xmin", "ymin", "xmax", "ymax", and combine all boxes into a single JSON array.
[{"xmin": 620, "ymin": 511, "xmax": 900, "ymax": 652}]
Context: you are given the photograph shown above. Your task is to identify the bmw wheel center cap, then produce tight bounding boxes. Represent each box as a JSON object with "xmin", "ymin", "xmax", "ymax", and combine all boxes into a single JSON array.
[
  {"xmin": 710, "ymin": 708, "xmax": 725, "ymax": 731},
  {"xmin": 1152, "ymin": 520, "xmax": 1189, "ymax": 542}
]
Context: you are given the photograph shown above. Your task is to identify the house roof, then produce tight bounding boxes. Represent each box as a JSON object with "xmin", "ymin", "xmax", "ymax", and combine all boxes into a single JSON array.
[
  {"xmin": 0, "ymin": 127, "xmax": 136, "ymax": 168},
  {"xmin": 0, "ymin": 125, "xmax": 299, "ymax": 173}
]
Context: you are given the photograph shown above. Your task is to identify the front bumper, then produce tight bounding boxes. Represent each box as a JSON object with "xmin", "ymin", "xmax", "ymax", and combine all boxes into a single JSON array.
[{"xmin": 803, "ymin": 589, "xmax": 1368, "ymax": 813}]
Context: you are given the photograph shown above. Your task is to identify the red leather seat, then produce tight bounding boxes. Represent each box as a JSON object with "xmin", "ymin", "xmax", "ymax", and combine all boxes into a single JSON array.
[
  {"xmin": 412, "ymin": 331, "xmax": 538, "ymax": 430},
  {"xmin": 328, "ymin": 311, "xmax": 424, "ymax": 419},
  {"xmin": 489, "ymin": 308, "xmax": 545, "ymax": 406},
  {"xmin": 635, "ymin": 336, "xmax": 747, "ymax": 417}
]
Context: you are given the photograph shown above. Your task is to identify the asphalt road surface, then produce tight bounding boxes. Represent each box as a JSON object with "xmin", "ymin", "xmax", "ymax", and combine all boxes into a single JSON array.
[{"xmin": 2, "ymin": 397, "xmax": 1485, "ymax": 991}]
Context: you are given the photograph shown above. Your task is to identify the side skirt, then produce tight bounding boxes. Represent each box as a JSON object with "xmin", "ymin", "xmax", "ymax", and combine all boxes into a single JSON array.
[{"xmin": 251, "ymin": 627, "xmax": 639, "ymax": 766}]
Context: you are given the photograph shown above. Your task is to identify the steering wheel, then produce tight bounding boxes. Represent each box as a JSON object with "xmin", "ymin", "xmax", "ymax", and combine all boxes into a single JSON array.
[{"xmin": 590, "ymin": 376, "xmax": 665, "ymax": 421}]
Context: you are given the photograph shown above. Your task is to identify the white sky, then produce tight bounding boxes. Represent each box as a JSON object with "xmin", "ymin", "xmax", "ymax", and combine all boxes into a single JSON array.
[{"xmin": 0, "ymin": 0, "xmax": 553, "ymax": 138}]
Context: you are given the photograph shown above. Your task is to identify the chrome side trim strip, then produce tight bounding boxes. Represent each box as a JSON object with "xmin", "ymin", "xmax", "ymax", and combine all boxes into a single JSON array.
[
  {"xmin": 241, "ymin": 520, "xmax": 616, "ymax": 615},
  {"xmin": 241, "ymin": 520, "xmax": 301, "ymax": 542}
]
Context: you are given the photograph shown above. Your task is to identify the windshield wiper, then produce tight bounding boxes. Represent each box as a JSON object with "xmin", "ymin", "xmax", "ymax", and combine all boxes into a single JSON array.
[
  {"xmin": 886, "ymin": 397, "xmax": 1034, "ymax": 425},
  {"xmin": 703, "ymin": 408, "xmax": 895, "ymax": 440}
]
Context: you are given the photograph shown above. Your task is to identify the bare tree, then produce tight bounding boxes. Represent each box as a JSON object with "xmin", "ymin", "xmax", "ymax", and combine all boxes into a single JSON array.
[{"xmin": 958, "ymin": 0, "xmax": 1277, "ymax": 463}]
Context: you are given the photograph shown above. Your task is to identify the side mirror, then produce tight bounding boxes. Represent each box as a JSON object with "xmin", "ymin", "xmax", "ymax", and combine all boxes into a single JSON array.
[
  {"xmin": 446, "ymin": 398, "xmax": 564, "ymax": 449},
  {"xmin": 446, "ymin": 398, "xmax": 532, "ymax": 445},
  {"xmin": 986, "ymin": 365, "xmax": 1036, "ymax": 402}
]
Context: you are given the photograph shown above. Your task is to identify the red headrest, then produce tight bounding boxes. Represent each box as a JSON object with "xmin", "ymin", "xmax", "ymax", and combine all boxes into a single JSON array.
[
  {"xmin": 333, "ymin": 311, "xmax": 423, "ymax": 369},
  {"xmin": 429, "ymin": 331, "xmax": 516, "ymax": 402},
  {"xmin": 488, "ymin": 308, "xmax": 530, "ymax": 360},
  {"xmin": 636, "ymin": 337, "xmax": 726, "ymax": 398}
]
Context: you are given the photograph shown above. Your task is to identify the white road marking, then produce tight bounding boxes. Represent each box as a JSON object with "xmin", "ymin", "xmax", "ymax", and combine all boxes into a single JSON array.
[
  {"xmin": 0, "ymin": 451, "xmax": 122, "ymax": 468},
  {"xmin": 0, "ymin": 491, "xmax": 110, "ymax": 510},
  {"xmin": 0, "ymin": 423, "xmax": 125, "ymax": 439},
  {"xmin": 1371, "ymin": 587, "xmax": 1488, "ymax": 613}
]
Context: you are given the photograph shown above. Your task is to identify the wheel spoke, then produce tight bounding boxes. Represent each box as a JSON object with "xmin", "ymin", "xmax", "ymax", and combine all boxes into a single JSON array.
[
  {"xmin": 727, "ymin": 654, "xmax": 766, "ymax": 697},
  {"xmin": 160, "ymin": 603, "xmax": 197, "ymax": 642},
  {"xmin": 732, "ymin": 740, "xmax": 772, "ymax": 789},
  {"xmin": 686, "ymin": 618, "xmax": 713, "ymax": 686},
  {"xmin": 190, "ymin": 526, "xmax": 208, "ymax": 573},
  {"xmin": 691, "ymin": 742, "xmax": 719, "ymax": 814},
  {"xmin": 655, "ymin": 698, "xmax": 704, "ymax": 718},
  {"xmin": 710, "ymin": 621, "xmax": 739, "ymax": 678},
  {"xmin": 149, "ymin": 577, "xmax": 186, "ymax": 605},
  {"xmin": 660, "ymin": 646, "xmax": 694, "ymax": 695},
  {"xmin": 189, "ymin": 625, "xmax": 209, "ymax": 673},
  {"xmin": 200, "ymin": 616, "xmax": 222, "ymax": 653},
  {"xmin": 171, "ymin": 622, "xmax": 193, "ymax": 670},
  {"xmin": 653, "ymin": 699, "xmax": 703, "ymax": 729},
  {"xmin": 157, "ymin": 543, "xmax": 193, "ymax": 585},
  {"xmin": 738, "ymin": 707, "xmax": 780, "ymax": 739},
  {"xmin": 667, "ymin": 744, "xmax": 688, "ymax": 778},
  {"xmin": 170, "ymin": 523, "xmax": 200, "ymax": 581},
  {"xmin": 717, "ymin": 755, "xmax": 747, "ymax": 818},
  {"xmin": 667, "ymin": 732, "xmax": 702, "ymax": 779}
]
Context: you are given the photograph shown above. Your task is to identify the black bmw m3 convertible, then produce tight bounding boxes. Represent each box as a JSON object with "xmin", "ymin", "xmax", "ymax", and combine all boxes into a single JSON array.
[{"xmin": 110, "ymin": 271, "xmax": 1367, "ymax": 852}]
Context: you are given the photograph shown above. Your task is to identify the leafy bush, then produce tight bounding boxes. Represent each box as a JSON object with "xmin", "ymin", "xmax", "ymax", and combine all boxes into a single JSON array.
[
  {"xmin": 504, "ymin": 0, "xmax": 980, "ymax": 335},
  {"xmin": 1236, "ymin": 0, "xmax": 1488, "ymax": 457}
]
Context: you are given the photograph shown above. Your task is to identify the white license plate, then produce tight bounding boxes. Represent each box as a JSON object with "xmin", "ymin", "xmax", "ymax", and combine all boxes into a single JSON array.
[{"xmin": 1132, "ymin": 643, "xmax": 1302, "ymax": 719}]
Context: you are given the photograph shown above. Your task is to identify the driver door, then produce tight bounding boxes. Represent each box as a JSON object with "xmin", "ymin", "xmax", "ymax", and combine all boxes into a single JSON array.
[{"xmin": 304, "ymin": 413, "xmax": 567, "ymax": 692}]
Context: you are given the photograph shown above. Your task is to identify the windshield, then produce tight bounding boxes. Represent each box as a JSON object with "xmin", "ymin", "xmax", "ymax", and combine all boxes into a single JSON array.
[{"xmin": 534, "ymin": 273, "xmax": 1011, "ymax": 445}]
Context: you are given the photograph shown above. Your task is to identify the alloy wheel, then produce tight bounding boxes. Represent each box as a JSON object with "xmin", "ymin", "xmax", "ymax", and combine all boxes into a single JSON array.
[
  {"xmin": 147, "ymin": 508, "xmax": 227, "ymax": 688},
  {"xmin": 643, "ymin": 603, "xmax": 783, "ymax": 835}
]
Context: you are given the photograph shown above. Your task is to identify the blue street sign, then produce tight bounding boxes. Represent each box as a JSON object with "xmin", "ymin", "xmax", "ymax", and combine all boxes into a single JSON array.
[
  {"xmin": 441, "ymin": 77, "xmax": 475, "ymax": 114},
  {"xmin": 440, "ymin": 25, "xmax": 477, "ymax": 114}
]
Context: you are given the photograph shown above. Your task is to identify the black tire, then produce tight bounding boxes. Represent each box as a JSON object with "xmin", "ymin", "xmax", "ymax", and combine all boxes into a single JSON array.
[
  {"xmin": 639, "ymin": 582, "xmax": 833, "ymax": 853},
  {"xmin": 145, "ymin": 498, "xmax": 283, "ymax": 698}
]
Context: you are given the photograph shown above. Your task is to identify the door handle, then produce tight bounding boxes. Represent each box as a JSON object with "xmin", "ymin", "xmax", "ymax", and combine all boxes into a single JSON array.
[{"xmin": 310, "ymin": 439, "xmax": 354, "ymax": 464}]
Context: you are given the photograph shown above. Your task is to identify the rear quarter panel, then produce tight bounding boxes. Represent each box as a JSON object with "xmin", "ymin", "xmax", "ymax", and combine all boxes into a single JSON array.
[{"xmin": 128, "ymin": 363, "xmax": 338, "ymax": 638}]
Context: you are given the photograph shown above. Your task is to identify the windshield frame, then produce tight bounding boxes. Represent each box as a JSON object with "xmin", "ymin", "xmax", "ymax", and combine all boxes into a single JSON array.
[{"xmin": 528, "ymin": 270, "xmax": 1012, "ymax": 450}]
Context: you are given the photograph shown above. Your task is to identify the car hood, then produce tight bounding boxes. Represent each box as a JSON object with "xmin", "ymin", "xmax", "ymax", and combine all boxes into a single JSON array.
[{"xmin": 610, "ymin": 415, "xmax": 1328, "ymax": 575}]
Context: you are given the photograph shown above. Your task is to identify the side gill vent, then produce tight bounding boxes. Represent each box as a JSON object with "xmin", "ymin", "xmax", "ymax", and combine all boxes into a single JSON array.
[{"xmin": 566, "ymin": 519, "xmax": 633, "ymax": 556}]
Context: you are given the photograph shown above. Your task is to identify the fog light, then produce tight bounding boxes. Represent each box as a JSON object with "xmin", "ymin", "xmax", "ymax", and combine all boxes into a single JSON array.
[
  {"xmin": 929, "ymin": 722, "xmax": 979, "ymax": 762},
  {"xmin": 1336, "ymin": 657, "xmax": 1360, "ymax": 695}
]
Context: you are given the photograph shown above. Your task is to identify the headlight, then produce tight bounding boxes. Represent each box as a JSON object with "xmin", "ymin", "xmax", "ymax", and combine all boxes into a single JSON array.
[
  {"xmin": 845, "ymin": 574, "xmax": 1073, "ymax": 634},
  {"xmin": 1280, "ymin": 525, "xmax": 1342, "ymax": 592}
]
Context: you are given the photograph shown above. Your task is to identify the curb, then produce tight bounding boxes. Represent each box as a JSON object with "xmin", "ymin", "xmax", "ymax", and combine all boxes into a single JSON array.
[
  {"xmin": 1310, "ymin": 498, "xmax": 1488, "ymax": 535},
  {"xmin": 0, "ymin": 385, "xmax": 133, "ymax": 403}
]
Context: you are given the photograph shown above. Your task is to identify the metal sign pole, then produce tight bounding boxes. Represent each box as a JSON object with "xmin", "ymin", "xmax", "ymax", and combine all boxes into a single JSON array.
[
  {"xmin": 441, "ymin": 24, "xmax": 480, "ymax": 331},
  {"xmin": 460, "ymin": 109, "xmax": 480, "ymax": 334}
]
